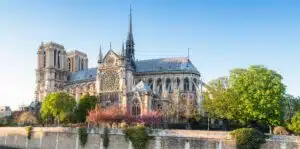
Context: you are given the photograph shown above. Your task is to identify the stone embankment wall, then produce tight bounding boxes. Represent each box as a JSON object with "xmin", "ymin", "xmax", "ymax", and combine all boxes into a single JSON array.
[{"xmin": 0, "ymin": 127, "xmax": 299, "ymax": 149}]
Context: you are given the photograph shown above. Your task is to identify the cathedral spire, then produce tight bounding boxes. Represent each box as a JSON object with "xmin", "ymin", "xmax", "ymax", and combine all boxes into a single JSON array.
[
  {"xmin": 128, "ymin": 5, "xmax": 133, "ymax": 40},
  {"xmin": 126, "ymin": 5, "xmax": 135, "ymax": 60},
  {"xmin": 98, "ymin": 46, "xmax": 103, "ymax": 64}
]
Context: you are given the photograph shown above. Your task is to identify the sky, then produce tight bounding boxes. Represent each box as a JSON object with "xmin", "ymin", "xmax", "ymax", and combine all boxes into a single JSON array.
[{"xmin": 0, "ymin": 0, "xmax": 299, "ymax": 110}]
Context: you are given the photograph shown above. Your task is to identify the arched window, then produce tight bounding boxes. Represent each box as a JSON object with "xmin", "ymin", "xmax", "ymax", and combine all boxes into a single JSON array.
[
  {"xmin": 177, "ymin": 78, "xmax": 180, "ymax": 89},
  {"xmin": 43, "ymin": 51, "xmax": 46, "ymax": 68},
  {"xmin": 192, "ymin": 78, "xmax": 197, "ymax": 91},
  {"xmin": 184, "ymin": 77, "xmax": 189, "ymax": 91},
  {"xmin": 54, "ymin": 49, "xmax": 57, "ymax": 67},
  {"xmin": 166, "ymin": 78, "xmax": 172, "ymax": 93},
  {"xmin": 81, "ymin": 59, "xmax": 84, "ymax": 70},
  {"xmin": 148, "ymin": 78, "xmax": 153, "ymax": 90},
  {"xmin": 57, "ymin": 51, "xmax": 61, "ymax": 68},
  {"xmin": 156, "ymin": 78, "xmax": 162, "ymax": 94},
  {"xmin": 132, "ymin": 99, "xmax": 141, "ymax": 116},
  {"xmin": 78, "ymin": 58, "xmax": 80, "ymax": 71},
  {"xmin": 68, "ymin": 58, "xmax": 71, "ymax": 71}
]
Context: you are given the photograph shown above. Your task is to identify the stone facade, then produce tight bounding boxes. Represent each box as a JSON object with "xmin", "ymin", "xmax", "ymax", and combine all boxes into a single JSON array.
[
  {"xmin": 0, "ymin": 127, "xmax": 299, "ymax": 149},
  {"xmin": 34, "ymin": 9, "xmax": 203, "ymax": 115}
]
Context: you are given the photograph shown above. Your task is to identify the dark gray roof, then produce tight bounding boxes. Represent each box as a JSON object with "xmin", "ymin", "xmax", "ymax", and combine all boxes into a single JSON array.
[
  {"xmin": 69, "ymin": 68, "xmax": 97, "ymax": 82},
  {"xmin": 135, "ymin": 57, "xmax": 200, "ymax": 75},
  {"xmin": 68, "ymin": 57, "xmax": 200, "ymax": 83}
]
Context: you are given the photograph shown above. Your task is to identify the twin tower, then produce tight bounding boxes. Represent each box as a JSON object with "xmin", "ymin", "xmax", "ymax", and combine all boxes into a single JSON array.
[{"xmin": 35, "ymin": 8, "xmax": 136, "ymax": 102}]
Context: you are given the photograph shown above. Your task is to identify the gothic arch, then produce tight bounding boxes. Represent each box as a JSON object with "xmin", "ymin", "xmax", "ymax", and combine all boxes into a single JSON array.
[
  {"xmin": 68, "ymin": 58, "xmax": 71, "ymax": 71},
  {"xmin": 131, "ymin": 98, "xmax": 141, "ymax": 116},
  {"xmin": 81, "ymin": 59, "xmax": 84, "ymax": 70},
  {"xmin": 192, "ymin": 78, "xmax": 197, "ymax": 91},
  {"xmin": 54, "ymin": 49, "xmax": 57, "ymax": 67},
  {"xmin": 184, "ymin": 77, "xmax": 189, "ymax": 91},
  {"xmin": 43, "ymin": 51, "xmax": 46, "ymax": 68},
  {"xmin": 147, "ymin": 78, "xmax": 153, "ymax": 90},
  {"xmin": 166, "ymin": 78, "xmax": 172, "ymax": 93},
  {"xmin": 156, "ymin": 78, "xmax": 162, "ymax": 94},
  {"xmin": 176, "ymin": 77, "xmax": 180, "ymax": 89},
  {"xmin": 58, "ymin": 51, "xmax": 61, "ymax": 68}
]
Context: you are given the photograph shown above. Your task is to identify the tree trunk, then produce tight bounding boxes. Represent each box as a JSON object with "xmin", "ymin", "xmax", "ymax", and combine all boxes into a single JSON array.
[{"xmin": 269, "ymin": 125, "xmax": 272, "ymax": 134}]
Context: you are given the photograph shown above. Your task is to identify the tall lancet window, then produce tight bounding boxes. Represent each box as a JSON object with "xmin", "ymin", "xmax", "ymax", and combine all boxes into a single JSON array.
[
  {"xmin": 176, "ymin": 78, "xmax": 180, "ymax": 89},
  {"xmin": 81, "ymin": 59, "xmax": 84, "ymax": 70},
  {"xmin": 192, "ymin": 78, "xmax": 197, "ymax": 91},
  {"xmin": 53, "ymin": 49, "xmax": 57, "ymax": 67},
  {"xmin": 148, "ymin": 78, "xmax": 153, "ymax": 90},
  {"xmin": 68, "ymin": 58, "xmax": 71, "ymax": 71},
  {"xmin": 184, "ymin": 77, "xmax": 189, "ymax": 91},
  {"xmin": 132, "ymin": 99, "xmax": 141, "ymax": 116},
  {"xmin": 43, "ymin": 51, "xmax": 46, "ymax": 68},
  {"xmin": 156, "ymin": 78, "xmax": 162, "ymax": 94},
  {"xmin": 166, "ymin": 78, "xmax": 172, "ymax": 93},
  {"xmin": 57, "ymin": 51, "xmax": 61, "ymax": 68}
]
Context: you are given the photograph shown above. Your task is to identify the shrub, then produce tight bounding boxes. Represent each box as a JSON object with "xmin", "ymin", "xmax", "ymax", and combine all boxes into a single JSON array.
[
  {"xmin": 123, "ymin": 125, "xmax": 151, "ymax": 149},
  {"xmin": 18, "ymin": 112, "xmax": 37, "ymax": 125},
  {"xmin": 273, "ymin": 126, "xmax": 289, "ymax": 135},
  {"xmin": 25, "ymin": 126, "xmax": 32, "ymax": 140},
  {"xmin": 78, "ymin": 127, "xmax": 88, "ymax": 147},
  {"xmin": 102, "ymin": 127, "xmax": 109, "ymax": 149},
  {"xmin": 231, "ymin": 128, "xmax": 268, "ymax": 149},
  {"xmin": 287, "ymin": 111, "xmax": 300, "ymax": 135}
]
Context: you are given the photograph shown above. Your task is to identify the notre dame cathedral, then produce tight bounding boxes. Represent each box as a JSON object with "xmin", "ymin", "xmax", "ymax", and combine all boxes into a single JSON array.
[{"xmin": 35, "ymin": 9, "xmax": 203, "ymax": 116}]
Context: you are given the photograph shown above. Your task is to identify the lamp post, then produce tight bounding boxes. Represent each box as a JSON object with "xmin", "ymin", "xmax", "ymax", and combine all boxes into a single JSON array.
[{"xmin": 206, "ymin": 112, "xmax": 210, "ymax": 131}]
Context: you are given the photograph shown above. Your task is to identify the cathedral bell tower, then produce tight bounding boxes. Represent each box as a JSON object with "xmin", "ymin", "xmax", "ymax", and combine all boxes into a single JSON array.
[{"xmin": 35, "ymin": 42, "xmax": 68, "ymax": 101}]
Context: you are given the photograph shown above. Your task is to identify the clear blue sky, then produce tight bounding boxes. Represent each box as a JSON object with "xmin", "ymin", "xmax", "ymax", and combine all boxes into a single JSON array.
[{"xmin": 0, "ymin": 0, "xmax": 299, "ymax": 110}]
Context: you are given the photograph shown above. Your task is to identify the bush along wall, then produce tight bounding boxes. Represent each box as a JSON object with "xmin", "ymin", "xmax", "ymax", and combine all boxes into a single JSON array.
[
  {"xmin": 102, "ymin": 127, "xmax": 110, "ymax": 149},
  {"xmin": 231, "ymin": 128, "xmax": 268, "ymax": 149},
  {"xmin": 24, "ymin": 126, "xmax": 32, "ymax": 140},
  {"xmin": 123, "ymin": 126, "xmax": 152, "ymax": 149},
  {"xmin": 78, "ymin": 127, "xmax": 88, "ymax": 147}
]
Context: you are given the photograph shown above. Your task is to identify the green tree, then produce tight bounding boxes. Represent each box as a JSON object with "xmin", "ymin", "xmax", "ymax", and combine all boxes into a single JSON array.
[
  {"xmin": 75, "ymin": 95, "xmax": 97, "ymax": 123},
  {"xmin": 40, "ymin": 92, "xmax": 76, "ymax": 125},
  {"xmin": 229, "ymin": 65, "xmax": 286, "ymax": 132},
  {"xmin": 287, "ymin": 111, "xmax": 300, "ymax": 134},
  {"xmin": 284, "ymin": 94, "xmax": 300, "ymax": 120},
  {"xmin": 201, "ymin": 77, "xmax": 238, "ymax": 120}
]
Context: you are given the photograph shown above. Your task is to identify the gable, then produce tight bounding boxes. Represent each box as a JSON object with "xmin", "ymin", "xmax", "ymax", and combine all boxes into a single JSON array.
[{"xmin": 103, "ymin": 50, "xmax": 121, "ymax": 66}]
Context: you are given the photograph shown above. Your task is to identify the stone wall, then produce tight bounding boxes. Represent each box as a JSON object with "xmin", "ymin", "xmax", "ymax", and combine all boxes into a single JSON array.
[{"xmin": 0, "ymin": 127, "xmax": 299, "ymax": 149}]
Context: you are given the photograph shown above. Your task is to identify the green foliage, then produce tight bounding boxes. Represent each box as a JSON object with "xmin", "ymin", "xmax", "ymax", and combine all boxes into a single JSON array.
[
  {"xmin": 75, "ymin": 95, "xmax": 97, "ymax": 123},
  {"xmin": 40, "ymin": 92, "xmax": 76, "ymax": 125},
  {"xmin": 123, "ymin": 126, "xmax": 151, "ymax": 149},
  {"xmin": 202, "ymin": 66, "xmax": 286, "ymax": 130},
  {"xmin": 25, "ymin": 126, "xmax": 32, "ymax": 140},
  {"xmin": 18, "ymin": 112, "xmax": 37, "ymax": 125},
  {"xmin": 287, "ymin": 111, "xmax": 300, "ymax": 134},
  {"xmin": 284, "ymin": 94, "xmax": 300, "ymax": 120},
  {"xmin": 228, "ymin": 66, "xmax": 286, "ymax": 126},
  {"xmin": 231, "ymin": 128, "xmax": 267, "ymax": 149},
  {"xmin": 78, "ymin": 127, "xmax": 88, "ymax": 147},
  {"xmin": 201, "ymin": 77, "xmax": 237, "ymax": 120},
  {"xmin": 102, "ymin": 127, "xmax": 110, "ymax": 149}
]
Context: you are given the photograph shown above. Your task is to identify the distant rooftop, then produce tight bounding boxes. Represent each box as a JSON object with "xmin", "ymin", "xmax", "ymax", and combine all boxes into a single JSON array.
[{"xmin": 68, "ymin": 67, "xmax": 97, "ymax": 83}]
